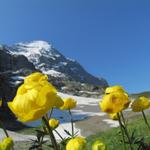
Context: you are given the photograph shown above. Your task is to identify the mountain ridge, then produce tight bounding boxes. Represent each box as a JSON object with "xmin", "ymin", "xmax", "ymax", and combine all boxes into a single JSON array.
[{"xmin": 7, "ymin": 40, "xmax": 108, "ymax": 86}]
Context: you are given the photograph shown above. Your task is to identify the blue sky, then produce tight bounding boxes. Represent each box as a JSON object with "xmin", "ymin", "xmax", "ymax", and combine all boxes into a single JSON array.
[{"xmin": 0, "ymin": 0, "xmax": 150, "ymax": 93}]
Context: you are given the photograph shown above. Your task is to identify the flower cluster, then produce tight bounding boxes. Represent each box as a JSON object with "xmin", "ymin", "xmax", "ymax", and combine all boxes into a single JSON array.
[
  {"xmin": 99, "ymin": 85, "xmax": 150, "ymax": 150},
  {"xmin": 3, "ymin": 73, "xmax": 150, "ymax": 150}
]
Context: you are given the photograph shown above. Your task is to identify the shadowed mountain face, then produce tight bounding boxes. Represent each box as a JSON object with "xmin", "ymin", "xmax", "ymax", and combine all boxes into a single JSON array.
[
  {"xmin": 0, "ymin": 45, "xmax": 37, "ymax": 121},
  {"xmin": 0, "ymin": 45, "xmax": 35, "ymax": 72},
  {"xmin": 0, "ymin": 45, "xmax": 36, "ymax": 102}
]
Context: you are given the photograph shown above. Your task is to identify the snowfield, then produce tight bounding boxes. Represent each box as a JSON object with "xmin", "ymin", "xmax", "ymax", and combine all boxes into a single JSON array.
[{"xmin": 0, "ymin": 129, "xmax": 36, "ymax": 141}]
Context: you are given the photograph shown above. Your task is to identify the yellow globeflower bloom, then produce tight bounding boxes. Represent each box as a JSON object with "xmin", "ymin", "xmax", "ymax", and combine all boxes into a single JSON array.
[
  {"xmin": 49, "ymin": 118, "xmax": 59, "ymax": 129},
  {"xmin": 0, "ymin": 137, "xmax": 14, "ymax": 150},
  {"xmin": 105, "ymin": 85, "xmax": 125, "ymax": 94},
  {"xmin": 61, "ymin": 98, "xmax": 77, "ymax": 110},
  {"xmin": 131, "ymin": 96, "xmax": 150, "ymax": 112},
  {"xmin": 92, "ymin": 140, "xmax": 106, "ymax": 150},
  {"xmin": 109, "ymin": 113, "xmax": 118, "ymax": 120},
  {"xmin": 66, "ymin": 136, "xmax": 87, "ymax": 150},
  {"xmin": 8, "ymin": 72, "xmax": 63, "ymax": 122},
  {"xmin": 24, "ymin": 72, "xmax": 48, "ymax": 84},
  {"xmin": 99, "ymin": 92, "xmax": 130, "ymax": 114}
]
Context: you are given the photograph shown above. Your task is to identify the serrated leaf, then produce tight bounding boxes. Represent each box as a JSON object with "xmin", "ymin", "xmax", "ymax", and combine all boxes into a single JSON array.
[{"xmin": 64, "ymin": 129, "xmax": 72, "ymax": 136}]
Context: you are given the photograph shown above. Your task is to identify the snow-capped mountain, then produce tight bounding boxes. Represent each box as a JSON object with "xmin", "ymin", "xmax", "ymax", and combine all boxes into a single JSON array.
[
  {"xmin": 0, "ymin": 40, "xmax": 108, "ymax": 101},
  {"xmin": 0, "ymin": 41, "xmax": 108, "ymax": 124},
  {"xmin": 9, "ymin": 40, "xmax": 108, "ymax": 86}
]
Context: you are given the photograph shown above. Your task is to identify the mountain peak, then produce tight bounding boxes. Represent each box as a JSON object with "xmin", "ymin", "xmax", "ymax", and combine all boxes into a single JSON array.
[
  {"xmin": 13, "ymin": 40, "xmax": 53, "ymax": 55},
  {"xmin": 17, "ymin": 40, "xmax": 51, "ymax": 49},
  {"xmin": 10, "ymin": 40, "xmax": 61, "ymax": 66}
]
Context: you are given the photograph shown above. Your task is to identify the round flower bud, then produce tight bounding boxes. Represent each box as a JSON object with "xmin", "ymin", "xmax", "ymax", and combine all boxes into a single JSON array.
[
  {"xmin": 66, "ymin": 136, "xmax": 87, "ymax": 150},
  {"xmin": 92, "ymin": 140, "xmax": 105, "ymax": 150},
  {"xmin": 61, "ymin": 98, "xmax": 77, "ymax": 110},
  {"xmin": 131, "ymin": 96, "xmax": 150, "ymax": 112},
  {"xmin": 0, "ymin": 137, "xmax": 14, "ymax": 150},
  {"xmin": 49, "ymin": 118, "xmax": 59, "ymax": 129},
  {"xmin": 105, "ymin": 85, "xmax": 125, "ymax": 94}
]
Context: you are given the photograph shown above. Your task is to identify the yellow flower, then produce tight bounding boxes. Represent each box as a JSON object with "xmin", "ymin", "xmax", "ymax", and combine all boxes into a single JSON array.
[
  {"xmin": 61, "ymin": 98, "xmax": 77, "ymax": 110},
  {"xmin": 66, "ymin": 136, "xmax": 87, "ymax": 150},
  {"xmin": 8, "ymin": 72, "xmax": 64, "ymax": 122},
  {"xmin": 109, "ymin": 113, "xmax": 118, "ymax": 120},
  {"xmin": 24, "ymin": 72, "xmax": 48, "ymax": 83},
  {"xmin": 0, "ymin": 99, "xmax": 2, "ymax": 107},
  {"xmin": 99, "ymin": 92, "xmax": 130, "ymax": 114},
  {"xmin": 131, "ymin": 96, "xmax": 150, "ymax": 112},
  {"xmin": 49, "ymin": 118, "xmax": 59, "ymax": 129},
  {"xmin": 92, "ymin": 140, "xmax": 106, "ymax": 150},
  {"xmin": 0, "ymin": 137, "xmax": 14, "ymax": 150},
  {"xmin": 105, "ymin": 85, "xmax": 125, "ymax": 94}
]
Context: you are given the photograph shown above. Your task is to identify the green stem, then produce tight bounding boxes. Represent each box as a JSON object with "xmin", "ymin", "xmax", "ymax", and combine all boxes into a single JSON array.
[
  {"xmin": 45, "ymin": 113, "xmax": 49, "ymax": 120},
  {"xmin": 120, "ymin": 112, "xmax": 126, "ymax": 126},
  {"xmin": 117, "ymin": 113, "xmax": 127, "ymax": 150},
  {"xmin": 49, "ymin": 108, "xmax": 54, "ymax": 119},
  {"xmin": 39, "ymin": 135, "xmax": 44, "ymax": 150},
  {"xmin": 42, "ymin": 116, "xmax": 59, "ymax": 150},
  {"xmin": 69, "ymin": 109, "xmax": 74, "ymax": 138},
  {"xmin": 54, "ymin": 129, "xmax": 64, "ymax": 140},
  {"xmin": 120, "ymin": 112, "xmax": 133, "ymax": 150},
  {"xmin": 0, "ymin": 120, "xmax": 9, "ymax": 137},
  {"xmin": 142, "ymin": 110, "xmax": 150, "ymax": 130}
]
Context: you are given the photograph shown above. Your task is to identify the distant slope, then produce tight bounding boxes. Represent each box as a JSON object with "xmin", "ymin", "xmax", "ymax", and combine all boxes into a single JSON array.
[{"xmin": 130, "ymin": 91, "xmax": 150, "ymax": 99}]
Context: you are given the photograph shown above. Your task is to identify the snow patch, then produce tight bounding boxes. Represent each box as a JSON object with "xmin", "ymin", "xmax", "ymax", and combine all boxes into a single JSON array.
[
  {"xmin": 67, "ymin": 57, "xmax": 75, "ymax": 62},
  {"xmin": 102, "ymin": 119, "xmax": 119, "ymax": 128},
  {"xmin": 70, "ymin": 67, "xmax": 78, "ymax": 72},
  {"xmin": 10, "ymin": 41, "xmax": 56, "ymax": 66},
  {"xmin": 43, "ymin": 70, "xmax": 65, "ymax": 77},
  {"xmin": 11, "ymin": 76, "xmax": 24, "ymax": 81},
  {"xmin": 79, "ymin": 91, "xmax": 100, "ymax": 95},
  {"xmin": 0, "ymin": 129, "xmax": 37, "ymax": 141},
  {"xmin": 9, "ymin": 81, "xmax": 22, "ymax": 86},
  {"xmin": 59, "ymin": 62, "xmax": 68, "ymax": 66}
]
